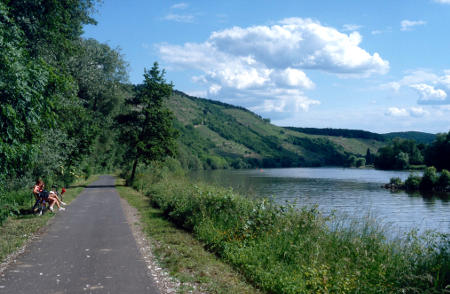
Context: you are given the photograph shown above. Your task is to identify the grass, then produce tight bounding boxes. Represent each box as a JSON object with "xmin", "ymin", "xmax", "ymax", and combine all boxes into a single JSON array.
[
  {"xmin": 0, "ymin": 175, "xmax": 99, "ymax": 263},
  {"xmin": 116, "ymin": 178, "xmax": 262, "ymax": 294},
  {"xmin": 129, "ymin": 164, "xmax": 450, "ymax": 294}
]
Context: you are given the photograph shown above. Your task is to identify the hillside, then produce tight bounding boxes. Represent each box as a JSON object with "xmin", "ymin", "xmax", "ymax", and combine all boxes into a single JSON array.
[
  {"xmin": 383, "ymin": 131, "xmax": 436, "ymax": 144},
  {"xmin": 167, "ymin": 91, "xmax": 385, "ymax": 169}
]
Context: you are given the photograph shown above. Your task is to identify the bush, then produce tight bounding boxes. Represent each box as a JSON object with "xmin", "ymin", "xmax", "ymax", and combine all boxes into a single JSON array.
[
  {"xmin": 355, "ymin": 157, "xmax": 366, "ymax": 167},
  {"xmin": 405, "ymin": 174, "xmax": 421, "ymax": 190},
  {"xmin": 437, "ymin": 169, "xmax": 450, "ymax": 192},
  {"xmin": 389, "ymin": 177, "xmax": 403, "ymax": 187},
  {"xmin": 420, "ymin": 166, "xmax": 438, "ymax": 191}
]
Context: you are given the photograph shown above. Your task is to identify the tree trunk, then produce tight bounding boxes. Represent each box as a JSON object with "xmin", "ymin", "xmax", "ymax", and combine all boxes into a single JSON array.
[{"xmin": 129, "ymin": 158, "xmax": 138, "ymax": 186}]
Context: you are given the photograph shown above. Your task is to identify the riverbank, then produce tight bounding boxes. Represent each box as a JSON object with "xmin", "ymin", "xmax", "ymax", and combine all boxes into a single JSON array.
[
  {"xmin": 116, "ymin": 179, "xmax": 261, "ymax": 294},
  {"xmin": 130, "ymin": 165, "xmax": 449, "ymax": 293},
  {"xmin": 0, "ymin": 176, "xmax": 98, "ymax": 269}
]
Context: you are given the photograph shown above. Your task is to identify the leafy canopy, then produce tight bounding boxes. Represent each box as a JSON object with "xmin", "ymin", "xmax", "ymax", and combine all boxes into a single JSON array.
[{"xmin": 117, "ymin": 62, "xmax": 178, "ymax": 182}]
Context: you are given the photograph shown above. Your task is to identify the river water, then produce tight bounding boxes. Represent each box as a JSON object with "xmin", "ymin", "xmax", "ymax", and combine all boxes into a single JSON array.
[{"xmin": 189, "ymin": 167, "xmax": 449, "ymax": 235}]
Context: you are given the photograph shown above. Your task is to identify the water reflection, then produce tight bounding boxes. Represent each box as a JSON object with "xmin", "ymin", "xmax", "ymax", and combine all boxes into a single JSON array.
[{"xmin": 189, "ymin": 167, "xmax": 449, "ymax": 234}]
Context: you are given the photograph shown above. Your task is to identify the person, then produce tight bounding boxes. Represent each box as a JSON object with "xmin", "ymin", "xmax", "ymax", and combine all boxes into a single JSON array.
[
  {"xmin": 49, "ymin": 185, "xmax": 67, "ymax": 206},
  {"xmin": 32, "ymin": 180, "xmax": 47, "ymax": 215},
  {"xmin": 46, "ymin": 183, "xmax": 65, "ymax": 212},
  {"xmin": 32, "ymin": 180, "xmax": 65, "ymax": 214}
]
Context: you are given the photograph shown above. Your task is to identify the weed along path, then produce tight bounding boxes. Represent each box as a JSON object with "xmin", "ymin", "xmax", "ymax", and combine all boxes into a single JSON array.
[{"xmin": 0, "ymin": 175, "xmax": 159, "ymax": 294}]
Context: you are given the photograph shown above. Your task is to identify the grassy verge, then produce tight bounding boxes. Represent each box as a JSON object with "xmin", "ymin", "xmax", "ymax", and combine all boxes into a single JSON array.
[
  {"xmin": 128, "ymin": 163, "xmax": 449, "ymax": 294},
  {"xmin": 115, "ymin": 178, "xmax": 262, "ymax": 294},
  {"xmin": 0, "ymin": 175, "xmax": 99, "ymax": 263}
]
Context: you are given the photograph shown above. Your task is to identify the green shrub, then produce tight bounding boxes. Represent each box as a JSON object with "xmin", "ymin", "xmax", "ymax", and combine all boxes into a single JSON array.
[
  {"xmin": 405, "ymin": 174, "xmax": 421, "ymax": 190},
  {"xmin": 143, "ymin": 171, "xmax": 450, "ymax": 293},
  {"xmin": 389, "ymin": 177, "xmax": 403, "ymax": 187},
  {"xmin": 420, "ymin": 166, "xmax": 438, "ymax": 190},
  {"xmin": 437, "ymin": 169, "xmax": 450, "ymax": 192}
]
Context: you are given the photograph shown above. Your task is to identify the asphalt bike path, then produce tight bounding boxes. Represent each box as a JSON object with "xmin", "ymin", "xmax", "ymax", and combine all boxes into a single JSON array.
[{"xmin": 0, "ymin": 175, "xmax": 159, "ymax": 294}]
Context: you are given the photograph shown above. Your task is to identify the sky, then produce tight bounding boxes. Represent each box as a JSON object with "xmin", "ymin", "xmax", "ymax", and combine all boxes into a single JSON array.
[{"xmin": 83, "ymin": 0, "xmax": 450, "ymax": 134}]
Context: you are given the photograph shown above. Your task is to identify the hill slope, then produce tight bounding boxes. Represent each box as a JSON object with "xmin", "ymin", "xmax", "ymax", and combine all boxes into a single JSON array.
[
  {"xmin": 383, "ymin": 131, "xmax": 436, "ymax": 144},
  {"xmin": 167, "ymin": 91, "xmax": 385, "ymax": 169}
]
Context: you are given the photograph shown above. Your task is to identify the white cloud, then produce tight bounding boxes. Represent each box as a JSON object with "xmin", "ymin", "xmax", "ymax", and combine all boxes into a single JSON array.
[
  {"xmin": 159, "ymin": 17, "xmax": 389, "ymax": 114},
  {"xmin": 171, "ymin": 3, "xmax": 189, "ymax": 9},
  {"xmin": 400, "ymin": 20, "xmax": 426, "ymax": 31},
  {"xmin": 410, "ymin": 83, "xmax": 447, "ymax": 101},
  {"xmin": 386, "ymin": 107, "xmax": 409, "ymax": 117},
  {"xmin": 386, "ymin": 106, "xmax": 430, "ymax": 118},
  {"xmin": 382, "ymin": 70, "xmax": 439, "ymax": 91},
  {"xmin": 270, "ymin": 68, "xmax": 315, "ymax": 89},
  {"xmin": 163, "ymin": 13, "xmax": 194, "ymax": 23},
  {"xmin": 383, "ymin": 70, "xmax": 450, "ymax": 105},
  {"xmin": 371, "ymin": 30, "xmax": 383, "ymax": 35},
  {"xmin": 434, "ymin": 0, "xmax": 450, "ymax": 4},
  {"xmin": 410, "ymin": 107, "xmax": 429, "ymax": 117},
  {"xmin": 342, "ymin": 24, "xmax": 362, "ymax": 31}
]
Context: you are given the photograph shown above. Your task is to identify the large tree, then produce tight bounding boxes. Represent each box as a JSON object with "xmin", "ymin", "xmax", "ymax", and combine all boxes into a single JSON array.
[{"xmin": 116, "ymin": 62, "xmax": 178, "ymax": 184}]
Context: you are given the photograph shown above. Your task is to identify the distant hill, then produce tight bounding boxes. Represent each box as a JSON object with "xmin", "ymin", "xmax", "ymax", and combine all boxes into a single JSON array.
[
  {"xmin": 284, "ymin": 127, "xmax": 386, "ymax": 141},
  {"xmin": 383, "ymin": 131, "xmax": 436, "ymax": 144},
  {"xmin": 167, "ymin": 91, "xmax": 385, "ymax": 169}
]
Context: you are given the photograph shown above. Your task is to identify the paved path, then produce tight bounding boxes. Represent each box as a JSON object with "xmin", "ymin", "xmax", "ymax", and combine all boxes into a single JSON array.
[{"xmin": 0, "ymin": 176, "xmax": 159, "ymax": 294}]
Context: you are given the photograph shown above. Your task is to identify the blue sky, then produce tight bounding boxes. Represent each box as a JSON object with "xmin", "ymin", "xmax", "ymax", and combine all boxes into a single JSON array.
[{"xmin": 83, "ymin": 0, "xmax": 450, "ymax": 134}]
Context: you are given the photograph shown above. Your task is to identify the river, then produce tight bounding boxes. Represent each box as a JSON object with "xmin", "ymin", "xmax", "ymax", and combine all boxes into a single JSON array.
[{"xmin": 189, "ymin": 167, "xmax": 449, "ymax": 235}]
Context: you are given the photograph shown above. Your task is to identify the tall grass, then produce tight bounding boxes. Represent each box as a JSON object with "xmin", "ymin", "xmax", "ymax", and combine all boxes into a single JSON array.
[{"xmin": 132, "ymin": 163, "xmax": 449, "ymax": 293}]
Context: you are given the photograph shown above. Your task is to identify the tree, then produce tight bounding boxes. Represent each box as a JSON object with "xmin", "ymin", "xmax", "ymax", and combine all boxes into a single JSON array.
[
  {"xmin": 365, "ymin": 148, "xmax": 374, "ymax": 165},
  {"xmin": 420, "ymin": 166, "xmax": 438, "ymax": 191},
  {"xmin": 425, "ymin": 131, "xmax": 450, "ymax": 170},
  {"xmin": 116, "ymin": 62, "xmax": 178, "ymax": 184},
  {"xmin": 395, "ymin": 152, "xmax": 409, "ymax": 170}
]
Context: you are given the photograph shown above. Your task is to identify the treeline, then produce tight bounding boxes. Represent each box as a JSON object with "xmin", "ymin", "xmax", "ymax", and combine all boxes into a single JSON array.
[
  {"xmin": 374, "ymin": 131, "xmax": 450, "ymax": 170},
  {"xmin": 1, "ymin": 1, "xmax": 177, "ymax": 222},
  {"xmin": 284, "ymin": 127, "xmax": 386, "ymax": 141}
]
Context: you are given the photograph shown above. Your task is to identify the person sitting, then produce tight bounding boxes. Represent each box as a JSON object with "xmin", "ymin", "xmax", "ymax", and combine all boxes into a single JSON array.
[
  {"xmin": 32, "ymin": 180, "xmax": 65, "ymax": 214},
  {"xmin": 32, "ymin": 179, "xmax": 47, "ymax": 215}
]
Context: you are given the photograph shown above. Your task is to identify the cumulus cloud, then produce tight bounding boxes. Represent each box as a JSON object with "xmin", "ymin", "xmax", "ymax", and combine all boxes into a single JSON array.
[
  {"xmin": 159, "ymin": 17, "xmax": 389, "ymax": 113},
  {"xmin": 410, "ymin": 84, "xmax": 447, "ymax": 101},
  {"xmin": 400, "ymin": 20, "xmax": 426, "ymax": 31},
  {"xmin": 386, "ymin": 106, "xmax": 429, "ymax": 117},
  {"xmin": 386, "ymin": 107, "xmax": 409, "ymax": 117},
  {"xmin": 384, "ymin": 70, "xmax": 450, "ymax": 105},
  {"xmin": 409, "ymin": 107, "xmax": 429, "ymax": 117}
]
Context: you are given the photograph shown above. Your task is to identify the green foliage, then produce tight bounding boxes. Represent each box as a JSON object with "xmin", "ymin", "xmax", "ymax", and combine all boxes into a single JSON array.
[
  {"xmin": 384, "ymin": 131, "xmax": 436, "ymax": 144},
  {"xmin": 285, "ymin": 127, "xmax": 386, "ymax": 141},
  {"xmin": 425, "ymin": 131, "xmax": 450, "ymax": 171},
  {"xmin": 420, "ymin": 166, "xmax": 438, "ymax": 191},
  {"xmin": 375, "ymin": 138, "xmax": 424, "ymax": 170},
  {"xmin": 395, "ymin": 152, "xmax": 410, "ymax": 170},
  {"xmin": 355, "ymin": 157, "xmax": 366, "ymax": 167},
  {"xmin": 365, "ymin": 148, "xmax": 375, "ymax": 165},
  {"xmin": 1, "ymin": 0, "xmax": 128, "ymax": 219},
  {"xmin": 117, "ymin": 62, "xmax": 178, "ymax": 183},
  {"xmin": 137, "ymin": 168, "xmax": 450, "ymax": 293},
  {"xmin": 389, "ymin": 177, "xmax": 403, "ymax": 187},
  {"xmin": 405, "ymin": 174, "xmax": 421, "ymax": 191},
  {"xmin": 437, "ymin": 169, "xmax": 450, "ymax": 192}
]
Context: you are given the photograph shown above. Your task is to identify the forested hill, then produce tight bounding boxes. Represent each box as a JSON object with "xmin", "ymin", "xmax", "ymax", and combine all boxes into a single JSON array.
[
  {"xmin": 284, "ymin": 127, "xmax": 386, "ymax": 141},
  {"xmin": 383, "ymin": 131, "xmax": 436, "ymax": 144},
  {"xmin": 167, "ymin": 91, "xmax": 385, "ymax": 169}
]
